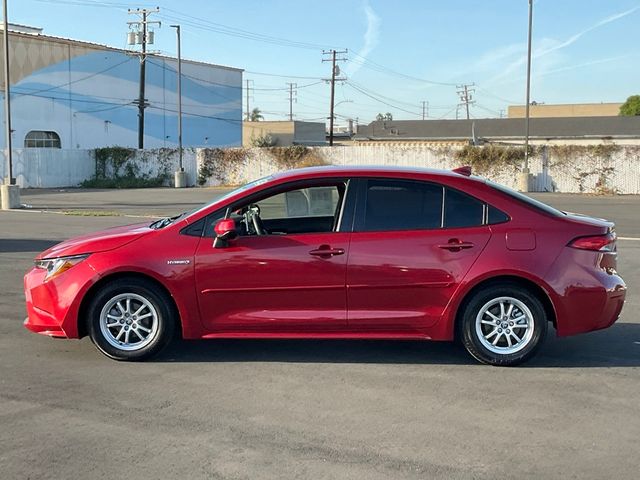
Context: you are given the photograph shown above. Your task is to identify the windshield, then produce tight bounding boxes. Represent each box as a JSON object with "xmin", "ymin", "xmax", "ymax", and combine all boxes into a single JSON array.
[
  {"xmin": 186, "ymin": 175, "xmax": 275, "ymax": 218},
  {"xmin": 487, "ymin": 180, "xmax": 565, "ymax": 217}
]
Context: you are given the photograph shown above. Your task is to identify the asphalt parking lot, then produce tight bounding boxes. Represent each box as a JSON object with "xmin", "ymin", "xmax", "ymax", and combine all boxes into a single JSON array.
[{"xmin": 1, "ymin": 188, "xmax": 639, "ymax": 479}]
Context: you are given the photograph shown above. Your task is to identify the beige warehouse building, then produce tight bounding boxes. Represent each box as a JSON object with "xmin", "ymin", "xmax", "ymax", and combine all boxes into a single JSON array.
[{"xmin": 508, "ymin": 102, "xmax": 623, "ymax": 118}]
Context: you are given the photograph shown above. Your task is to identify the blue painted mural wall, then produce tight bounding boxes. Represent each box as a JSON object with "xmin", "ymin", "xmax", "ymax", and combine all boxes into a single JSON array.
[{"xmin": 1, "ymin": 48, "xmax": 242, "ymax": 149}]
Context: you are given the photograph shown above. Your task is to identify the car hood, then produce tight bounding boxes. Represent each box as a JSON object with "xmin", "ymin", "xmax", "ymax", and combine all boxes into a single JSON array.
[{"xmin": 36, "ymin": 222, "xmax": 153, "ymax": 260}]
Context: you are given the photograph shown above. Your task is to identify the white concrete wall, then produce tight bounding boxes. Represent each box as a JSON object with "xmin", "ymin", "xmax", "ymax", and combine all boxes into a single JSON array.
[
  {"xmin": 2, "ymin": 144, "xmax": 640, "ymax": 194},
  {"xmin": 0, "ymin": 149, "xmax": 94, "ymax": 188}
]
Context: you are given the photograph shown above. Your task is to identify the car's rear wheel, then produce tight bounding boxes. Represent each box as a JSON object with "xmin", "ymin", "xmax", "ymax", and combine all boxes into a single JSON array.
[
  {"xmin": 87, "ymin": 278, "xmax": 175, "ymax": 361},
  {"xmin": 460, "ymin": 284, "xmax": 547, "ymax": 366}
]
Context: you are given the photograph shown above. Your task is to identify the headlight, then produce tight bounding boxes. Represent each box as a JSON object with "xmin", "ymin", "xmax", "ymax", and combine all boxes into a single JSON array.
[{"xmin": 35, "ymin": 254, "xmax": 89, "ymax": 281}]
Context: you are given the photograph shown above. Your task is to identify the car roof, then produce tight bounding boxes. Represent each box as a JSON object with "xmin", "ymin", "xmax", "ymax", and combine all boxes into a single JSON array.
[{"xmin": 271, "ymin": 165, "xmax": 486, "ymax": 183}]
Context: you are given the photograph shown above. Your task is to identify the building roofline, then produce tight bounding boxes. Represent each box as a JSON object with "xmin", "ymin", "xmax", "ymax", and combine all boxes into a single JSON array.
[
  {"xmin": 354, "ymin": 134, "xmax": 637, "ymax": 141},
  {"xmin": 508, "ymin": 101, "xmax": 623, "ymax": 108},
  {"xmin": 5, "ymin": 29, "xmax": 243, "ymax": 73}
]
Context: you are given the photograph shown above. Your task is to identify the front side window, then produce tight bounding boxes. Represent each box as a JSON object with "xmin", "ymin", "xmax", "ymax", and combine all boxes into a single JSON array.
[
  {"xmin": 362, "ymin": 179, "xmax": 443, "ymax": 232},
  {"xmin": 24, "ymin": 130, "xmax": 61, "ymax": 148},
  {"xmin": 257, "ymin": 186, "xmax": 340, "ymax": 220},
  {"xmin": 234, "ymin": 183, "xmax": 346, "ymax": 236}
]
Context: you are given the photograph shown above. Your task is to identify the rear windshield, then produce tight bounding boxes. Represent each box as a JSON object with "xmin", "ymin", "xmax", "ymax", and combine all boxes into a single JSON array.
[{"xmin": 487, "ymin": 180, "xmax": 565, "ymax": 217}]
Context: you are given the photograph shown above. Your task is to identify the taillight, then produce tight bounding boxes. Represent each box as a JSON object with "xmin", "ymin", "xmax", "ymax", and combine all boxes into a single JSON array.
[{"xmin": 568, "ymin": 233, "xmax": 616, "ymax": 252}]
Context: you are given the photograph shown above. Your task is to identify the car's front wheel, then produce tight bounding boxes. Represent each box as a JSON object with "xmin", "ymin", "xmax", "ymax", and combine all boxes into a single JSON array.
[
  {"xmin": 87, "ymin": 278, "xmax": 175, "ymax": 361},
  {"xmin": 460, "ymin": 284, "xmax": 548, "ymax": 366}
]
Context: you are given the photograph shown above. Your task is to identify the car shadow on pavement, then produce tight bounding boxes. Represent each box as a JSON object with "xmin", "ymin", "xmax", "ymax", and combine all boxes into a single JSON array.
[
  {"xmin": 0, "ymin": 239, "xmax": 59, "ymax": 253},
  {"xmin": 155, "ymin": 322, "xmax": 640, "ymax": 367},
  {"xmin": 528, "ymin": 322, "xmax": 640, "ymax": 368},
  {"xmin": 158, "ymin": 338, "xmax": 471, "ymax": 365}
]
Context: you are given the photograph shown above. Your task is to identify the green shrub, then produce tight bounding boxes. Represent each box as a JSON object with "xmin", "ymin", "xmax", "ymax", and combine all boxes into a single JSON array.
[{"xmin": 81, "ymin": 147, "xmax": 170, "ymax": 188}]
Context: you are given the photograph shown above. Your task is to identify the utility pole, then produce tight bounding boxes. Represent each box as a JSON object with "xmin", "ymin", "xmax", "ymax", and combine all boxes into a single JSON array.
[
  {"xmin": 322, "ymin": 49, "xmax": 347, "ymax": 146},
  {"xmin": 286, "ymin": 82, "xmax": 297, "ymax": 121},
  {"xmin": 244, "ymin": 79, "xmax": 253, "ymax": 120},
  {"xmin": 170, "ymin": 24, "xmax": 185, "ymax": 188},
  {"xmin": 127, "ymin": 7, "xmax": 160, "ymax": 149},
  {"xmin": 421, "ymin": 100, "xmax": 429, "ymax": 120},
  {"xmin": 456, "ymin": 84, "xmax": 475, "ymax": 120},
  {"xmin": 2, "ymin": 0, "xmax": 13, "ymax": 185},
  {"xmin": 1, "ymin": 0, "xmax": 19, "ymax": 209},
  {"xmin": 522, "ymin": 0, "xmax": 534, "ymax": 192}
]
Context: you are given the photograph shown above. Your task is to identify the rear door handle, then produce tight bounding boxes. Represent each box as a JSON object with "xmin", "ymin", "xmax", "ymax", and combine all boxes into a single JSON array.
[
  {"xmin": 309, "ymin": 245, "xmax": 345, "ymax": 257},
  {"xmin": 438, "ymin": 239, "xmax": 474, "ymax": 252}
]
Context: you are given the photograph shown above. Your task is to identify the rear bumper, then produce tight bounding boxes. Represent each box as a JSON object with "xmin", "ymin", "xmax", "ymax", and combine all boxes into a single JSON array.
[
  {"xmin": 554, "ymin": 279, "xmax": 626, "ymax": 337},
  {"xmin": 547, "ymin": 249, "xmax": 626, "ymax": 336}
]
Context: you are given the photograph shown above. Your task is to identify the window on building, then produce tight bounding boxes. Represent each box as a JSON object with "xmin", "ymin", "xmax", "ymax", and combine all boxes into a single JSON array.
[{"xmin": 24, "ymin": 131, "xmax": 61, "ymax": 148}]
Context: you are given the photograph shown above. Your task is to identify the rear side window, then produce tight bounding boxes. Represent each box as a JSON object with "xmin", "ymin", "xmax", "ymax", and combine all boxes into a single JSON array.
[
  {"xmin": 363, "ymin": 179, "xmax": 443, "ymax": 231},
  {"xmin": 444, "ymin": 188, "xmax": 484, "ymax": 228},
  {"xmin": 487, "ymin": 205, "xmax": 509, "ymax": 224},
  {"xmin": 487, "ymin": 180, "xmax": 564, "ymax": 217}
]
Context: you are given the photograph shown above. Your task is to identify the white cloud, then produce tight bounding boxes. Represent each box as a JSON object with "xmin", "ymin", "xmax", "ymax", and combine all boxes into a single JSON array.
[
  {"xmin": 347, "ymin": 0, "xmax": 381, "ymax": 77},
  {"xmin": 488, "ymin": 5, "xmax": 640, "ymax": 85}
]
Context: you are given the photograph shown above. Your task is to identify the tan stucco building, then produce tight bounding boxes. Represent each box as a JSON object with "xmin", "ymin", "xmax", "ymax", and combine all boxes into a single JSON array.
[
  {"xmin": 508, "ymin": 102, "xmax": 622, "ymax": 118},
  {"xmin": 242, "ymin": 121, "xmax": 326, "ymax": 147}
]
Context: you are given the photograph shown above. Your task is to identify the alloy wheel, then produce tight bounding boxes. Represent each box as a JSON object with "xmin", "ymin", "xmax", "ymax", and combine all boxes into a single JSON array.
[
  {"xmin": 475, "ymin": 296, "xmax": 535, "ymax": 355},
  {"xmin": 99, "ymin": 293, "xmax": 159, "ymax": 351}
]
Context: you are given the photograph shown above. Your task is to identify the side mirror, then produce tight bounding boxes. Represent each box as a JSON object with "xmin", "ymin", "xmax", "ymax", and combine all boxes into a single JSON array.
[{"xmin": 213, "ymin": 218, "xmax": 237, "ymax": 248}]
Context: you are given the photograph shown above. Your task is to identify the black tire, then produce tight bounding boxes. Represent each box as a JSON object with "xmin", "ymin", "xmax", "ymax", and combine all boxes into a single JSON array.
[
  {"xmin": 460, "ymin": 283, "xmax": 548, "ymax": 367},
  {"xmin": 87, "ymin": 277, "xmax": 176, "ymax": 361}
]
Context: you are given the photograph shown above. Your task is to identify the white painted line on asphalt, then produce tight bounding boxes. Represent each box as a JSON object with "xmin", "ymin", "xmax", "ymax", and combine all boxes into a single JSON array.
[
  {"xmin": 1, "ymin": 208, "xmax": 160, "ymax": 219},
  {"xmin": 618, "ymin": 237, "xmax": 640, "ymax": 241}
]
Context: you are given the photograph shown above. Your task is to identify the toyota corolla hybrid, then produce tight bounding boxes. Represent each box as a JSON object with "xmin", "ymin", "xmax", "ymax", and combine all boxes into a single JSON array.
[{"xmin": 24, "ymin": 166, "xmax": 626, "ymax": 366}]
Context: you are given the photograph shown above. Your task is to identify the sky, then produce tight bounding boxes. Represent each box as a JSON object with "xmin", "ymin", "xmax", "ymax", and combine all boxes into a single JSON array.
[{"xmin": 10, "ymin": 0, "xmax": 640, "ymax": 124}]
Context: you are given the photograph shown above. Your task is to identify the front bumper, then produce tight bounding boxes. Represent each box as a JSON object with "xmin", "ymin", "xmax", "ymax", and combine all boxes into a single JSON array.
[{"xmin": 23, "ymin": 261, "xmax": 98, "ymax": 339}]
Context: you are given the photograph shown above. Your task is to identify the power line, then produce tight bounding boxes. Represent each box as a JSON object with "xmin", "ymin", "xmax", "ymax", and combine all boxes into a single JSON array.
[
  {"xmin": 243, "ymin": 70, "xmax": 324, "ymax": 80},
  {"xmin": 146, "ymin": 58, "xmax": 323, "ymax": 92},
  {"xmin": 11, "ymin": 90, "xmax": 134, "ymax": 105},
  {"xmin": 347, "ymin": 81, "xmax": 425, "ymax": 110},
  {"xmin": 348, "ymin": 52, "xmax": 460, "ymax": 87},
  {"xmin": 34, "ymin": 0, "xmax": 135, "ymax": 8},
  {"xmin": 475, "ymin": 103, "xmax": 502, "ymax": 117},
  {"xmin": 345, "ymin": 82, "xmax": 422, "ymax": 118},
  {"xmin": 147, "ymin": 104, "xmax": 242, "ymax": 125},
  {"xmin": 158, "ymin": 7, "xmax": 336, "ymax": 51},
  {"xmin": 75, "ymin": 102, "xmax": 133, "ymax": 114}
]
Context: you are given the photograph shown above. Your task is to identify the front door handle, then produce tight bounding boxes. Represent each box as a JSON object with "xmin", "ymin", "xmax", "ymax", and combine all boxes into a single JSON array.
[
  {"xmin": 438, "ymin": 239, "xmax": 474, "ymax": 252},
  {"xmin": 309, "ymin": 245, "xmax": 345, "ymax": 258}
]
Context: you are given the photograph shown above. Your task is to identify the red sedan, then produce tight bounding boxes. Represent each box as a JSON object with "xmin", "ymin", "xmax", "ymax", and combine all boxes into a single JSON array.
[{"xmin": 24, "ymin": 166, "xmax": 626, "ymax": 366}]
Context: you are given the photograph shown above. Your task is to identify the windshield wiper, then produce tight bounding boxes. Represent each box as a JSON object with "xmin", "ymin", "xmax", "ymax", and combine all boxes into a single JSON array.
[{"xmin": 149, "ymin": 213, "xmax": 184, "ymax": 229}]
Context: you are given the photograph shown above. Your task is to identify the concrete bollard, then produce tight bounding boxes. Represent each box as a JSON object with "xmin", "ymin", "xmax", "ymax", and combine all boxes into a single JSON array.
[
  {"xmin": 518, "ymin": 170, "xmax": 531, "ymax": 193},
  {"xmin": 1, "ymin": 184, "xmax": 21, "ymax": 209},
  {"xmin": 174, "ymin": 170, "xmax": 187, "ymax": 188}
]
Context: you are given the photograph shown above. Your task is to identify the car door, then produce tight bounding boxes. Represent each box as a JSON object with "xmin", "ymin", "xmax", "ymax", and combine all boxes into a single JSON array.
[
  {"xmin": 194, "ymin": 180, "xmax": 354, "ymax": 333},
  {"xmin": 346, "ymin": 178, "xmax": 491, "ymax": 332}
]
